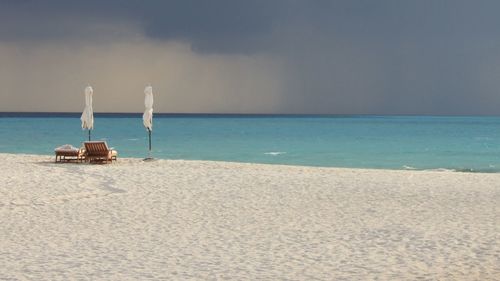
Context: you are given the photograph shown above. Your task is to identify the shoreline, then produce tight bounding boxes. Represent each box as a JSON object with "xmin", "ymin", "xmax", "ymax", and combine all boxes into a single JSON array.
[
  {"xmin": 1, "ymin": 152, "xmax": 498, "ymax": 174},
  {"xmin": 1, "ymin": 153, "xmax": 499, "ymax": 279}
]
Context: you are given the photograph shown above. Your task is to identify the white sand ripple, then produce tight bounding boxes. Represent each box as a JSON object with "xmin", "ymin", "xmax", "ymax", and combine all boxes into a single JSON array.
[{"xmin": 0, "ymin": 153, "xmax": 498, "ymax": 280}]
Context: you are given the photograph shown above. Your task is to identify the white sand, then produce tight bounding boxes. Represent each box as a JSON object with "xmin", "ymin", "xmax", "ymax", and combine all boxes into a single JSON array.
[{"xmin": 0, "ymin": 153, "xmax": 499, "ymax": 280}]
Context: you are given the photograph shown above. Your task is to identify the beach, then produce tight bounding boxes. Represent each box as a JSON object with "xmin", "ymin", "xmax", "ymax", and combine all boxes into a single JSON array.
[{"xmin": 0, "ymin": 153, "xmax": 498, "ymax": 280}]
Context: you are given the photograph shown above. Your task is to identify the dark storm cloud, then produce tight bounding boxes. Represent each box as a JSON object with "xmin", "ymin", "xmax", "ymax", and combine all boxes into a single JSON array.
[
  {"xmin": 0, "ymin": 0, "xmax": 282, "ymax": 52},
  {"xmin": 2, "ymin": 0, "xmax": 500, "ymax": 114},
  {"xmin": 4, "ymin": 0, "xmax": 500, "ymax": 53}
]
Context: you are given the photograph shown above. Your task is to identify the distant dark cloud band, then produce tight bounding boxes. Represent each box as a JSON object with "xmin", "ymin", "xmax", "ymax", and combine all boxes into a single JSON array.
[{"xmin": 1, "ymin": 0, "xmax": 500, "ymax": 114}]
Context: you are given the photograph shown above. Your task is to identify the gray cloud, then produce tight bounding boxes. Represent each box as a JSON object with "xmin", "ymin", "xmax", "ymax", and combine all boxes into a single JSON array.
[
  {"xmin": 1, "ymin": 0, "xmax": 500, "ymax": 114},
  {"xmin": 0, "ymin": 0, "xmax": 281, "ymax": 52}
]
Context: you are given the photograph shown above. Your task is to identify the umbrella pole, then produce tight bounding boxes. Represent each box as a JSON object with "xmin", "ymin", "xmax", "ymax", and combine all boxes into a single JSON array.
[
  {"xmin": 88, "ymin": 129, "xmax": 91, "ymax": 141},
  {"xmin": 148, "ymin": 129, "xmax": 152, "ymax": 153},
  {"xmin": 144, "ymin": 129, "xmax": 153, "ymax": 161}
]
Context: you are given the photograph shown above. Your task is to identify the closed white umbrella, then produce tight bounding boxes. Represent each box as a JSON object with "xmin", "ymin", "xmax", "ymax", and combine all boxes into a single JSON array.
[
  {"xmin": 81, "ymin": 86, "xmax": 94, "ymax": 141},
  {"xmin": 143, "ymin": 86, "xmax": 153, "ymax": 158}
]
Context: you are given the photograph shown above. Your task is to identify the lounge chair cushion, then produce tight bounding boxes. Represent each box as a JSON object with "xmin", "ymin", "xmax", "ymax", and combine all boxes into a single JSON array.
[{"xmin": 54, "ymin": 144, "xmax": 79, "ymax": 153}]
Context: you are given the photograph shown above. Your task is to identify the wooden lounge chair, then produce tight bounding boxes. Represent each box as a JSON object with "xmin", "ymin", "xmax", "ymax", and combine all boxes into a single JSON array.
[
  {"xmin": 54, "ymin": 145, "xmax": 85, "ymax": 163},
  {"xmin": 84, "ymin": 141, "xmax": 118, "ymax": 163}
]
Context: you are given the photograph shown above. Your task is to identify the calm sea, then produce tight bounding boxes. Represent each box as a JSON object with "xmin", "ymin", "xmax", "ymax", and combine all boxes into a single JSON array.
[{"xmin": 1, "ymin": 113, "xmax": 499, "ymax": 172}]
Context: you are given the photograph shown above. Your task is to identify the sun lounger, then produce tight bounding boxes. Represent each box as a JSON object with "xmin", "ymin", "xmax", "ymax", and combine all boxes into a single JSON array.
[
  {"xmin": 54, "ymin": 144, "xmax": 85, "ymax": 163},
  {"xmin": 84, "ymin": 141, "xmax": 118, "ymax": 163}
]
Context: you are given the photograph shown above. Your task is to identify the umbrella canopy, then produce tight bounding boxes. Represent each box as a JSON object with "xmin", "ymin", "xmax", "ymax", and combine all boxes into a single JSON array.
[
  {"xmin": 143, "ymin": 86, "xmax": 153, "ymax": 131},
  {"xmin": 81, "ymin": 86, "xmax": 94, "ymax": 130}
]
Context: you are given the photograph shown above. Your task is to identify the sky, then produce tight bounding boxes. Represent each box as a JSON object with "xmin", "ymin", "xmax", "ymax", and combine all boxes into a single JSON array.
[{"xmin": 1, "ymin": 0, "xmax": 500, "ymax": 114}]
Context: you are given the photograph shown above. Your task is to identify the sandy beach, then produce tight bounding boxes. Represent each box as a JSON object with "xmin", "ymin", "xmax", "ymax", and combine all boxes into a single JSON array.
[{"xmin": 0, "ymin": 153, "xmax": 498, "ymax": 280}]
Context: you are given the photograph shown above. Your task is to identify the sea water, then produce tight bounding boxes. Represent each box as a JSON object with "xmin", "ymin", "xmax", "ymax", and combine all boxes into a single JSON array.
[{"xmin": 1, "ymin": 113, "xmax": 499, "ymax": 172}]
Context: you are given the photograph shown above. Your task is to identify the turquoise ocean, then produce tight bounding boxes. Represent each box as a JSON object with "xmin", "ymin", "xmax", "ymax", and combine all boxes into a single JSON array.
[{"xmin": 1, "ymin": 113, "xmax": 499, "ymax": 172}]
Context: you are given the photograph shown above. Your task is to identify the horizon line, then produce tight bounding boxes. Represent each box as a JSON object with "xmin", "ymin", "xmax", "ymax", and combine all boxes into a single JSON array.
[{"xmin": 1, "ymin": 112, "xmax": 500, "ymax": 118}]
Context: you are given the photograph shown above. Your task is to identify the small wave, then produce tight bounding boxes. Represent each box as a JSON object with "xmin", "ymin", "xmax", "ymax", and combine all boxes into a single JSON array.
[
  {"xmin": 127, "ymin": 138, "xmax": 139, "ymax": 141},
  {"xmin": 402, "ymin": 165, "xmax": 416, "ymax": 170},
  {"xmin": 422, "ymin": 167, "xmax": 500, "ymax": 173},
  {"xmin": 427, "ymin": 168, "xmax": 457, "ymax": 172},
  {"xmin": 264, "ymin": 151, "xmax": 286, "ymax": 156},
  {"xmin": 403, "ymin": 165, "xmax": 486, "ymax": 173}
]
